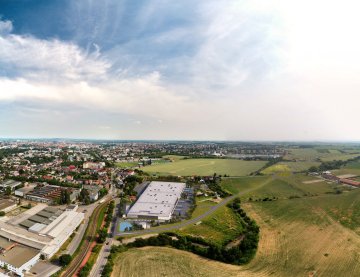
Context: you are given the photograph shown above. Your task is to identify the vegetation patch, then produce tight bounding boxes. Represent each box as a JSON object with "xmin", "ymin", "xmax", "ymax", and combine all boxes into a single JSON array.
[{"xmin": 142, "ymin": 159, "xmax": 267, "ymax": 176}]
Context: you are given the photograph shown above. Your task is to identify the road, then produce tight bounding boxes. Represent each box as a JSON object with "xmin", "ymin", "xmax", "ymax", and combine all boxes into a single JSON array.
[
  {"xmin": 116, "ymin": 179, "xmax": 271, "ymax": 237},
  {"xmin": 89, "ymin": 196, "xmax": 120, "ymax": 277},
  {"xmin": 60, "ymin": 198, "xmax": 112, "ymax": 277},
  {"xmin": 62, "ymin": 202, "xmax": 98, "ymax": 255}
]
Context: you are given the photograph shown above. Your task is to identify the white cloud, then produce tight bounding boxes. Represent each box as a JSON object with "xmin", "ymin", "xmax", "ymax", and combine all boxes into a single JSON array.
[
  {"xmin": 0, "ymin": 20, "xmax": 13, "ymax": 35},
  {"xmin": 1, "ymin": 0, "xmax": 360, "ymax": 141},
  {"xmin": 0, "ymin": 29, "xmax": 110, "ymax": 82}
]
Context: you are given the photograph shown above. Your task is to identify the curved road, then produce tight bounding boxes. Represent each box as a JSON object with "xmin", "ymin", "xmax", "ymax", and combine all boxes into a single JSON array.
[{"xmin": 118, "ymin": 178, "xmax": 271, "ymax": 237}]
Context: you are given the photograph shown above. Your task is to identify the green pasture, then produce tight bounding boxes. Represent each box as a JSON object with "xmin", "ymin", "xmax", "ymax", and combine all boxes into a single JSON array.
[{"xmin": 142, "ymin": 158, "xmax": 267, "ymax": 176}]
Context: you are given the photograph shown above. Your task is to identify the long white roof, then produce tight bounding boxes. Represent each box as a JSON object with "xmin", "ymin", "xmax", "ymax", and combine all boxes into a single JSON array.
[{"xmin": 127, "ymin": 181, "xmax": 185, "ymax": 219}]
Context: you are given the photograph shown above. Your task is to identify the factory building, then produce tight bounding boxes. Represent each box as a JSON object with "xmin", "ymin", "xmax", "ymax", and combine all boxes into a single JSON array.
[
  {"xmin": 127, "ymin": 181, "xmax": 186, "ymax": 221},
  {"xmin": 0, "ymin": 205, "xmax": 84, "ymax": 276}
]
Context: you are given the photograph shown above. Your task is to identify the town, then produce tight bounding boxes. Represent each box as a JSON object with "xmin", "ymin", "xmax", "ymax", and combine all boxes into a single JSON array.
[{"xmin": 0, "ymin": 139, "xmax": 360, "ymax": 277}]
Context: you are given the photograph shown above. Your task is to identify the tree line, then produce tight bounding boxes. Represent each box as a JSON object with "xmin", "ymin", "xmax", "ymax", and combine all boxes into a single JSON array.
[{"xmin": 101, "ymin": 198, "xmax": 259, "ymax": 276}]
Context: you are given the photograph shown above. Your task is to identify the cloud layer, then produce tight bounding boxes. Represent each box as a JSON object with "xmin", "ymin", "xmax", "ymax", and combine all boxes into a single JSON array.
[{"xmin": 0, "ymin": 0, "xmax": 360, "ymax": 140}]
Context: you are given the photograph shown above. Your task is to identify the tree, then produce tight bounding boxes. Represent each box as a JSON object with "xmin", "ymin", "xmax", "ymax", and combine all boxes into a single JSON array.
[
  {"xmin": 79, "ymin": 188, "xmax": 90, "ymax": 204},
  {"xmin": 97, "ymin": 228, "xmax": 108, "ymax": 243},
  {"xmin": 4, "ymin": 187, "xmax": 11, "ymax": 196},
  {"xmin": 59, "ymin": 254, "xmax": 72, "ymax": 266},
  {"xmin": 0, "ymin": 211, "xmax": 5, "ymax": 217}
]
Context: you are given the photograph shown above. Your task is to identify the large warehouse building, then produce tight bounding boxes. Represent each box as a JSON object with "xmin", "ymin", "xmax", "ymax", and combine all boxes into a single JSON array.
[
  {"xmin": 0, "ymin": 204, "xmax": 84, "ymax": 276},
  {"xmin": 127, "ymin": 181, "xmax": 186, "ymax": 221}
]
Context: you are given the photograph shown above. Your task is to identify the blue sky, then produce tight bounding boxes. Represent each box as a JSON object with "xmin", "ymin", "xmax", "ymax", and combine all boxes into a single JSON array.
[{"xmin": 0, "ymin": 0, "xmax": 360, "ymax": 140}]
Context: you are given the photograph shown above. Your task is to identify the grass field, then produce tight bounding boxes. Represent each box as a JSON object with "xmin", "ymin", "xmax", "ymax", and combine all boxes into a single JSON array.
[
  {"xmin": 221, "ymin": 175, "xmax": 335, "ymax": 200},
  {"xmin": 112, "ymin": 247, "xmax": 242, "ymax": 277},
  {"xmin": 284, "ymin": 148, "xmax": 360, "ymax": 162},
  {"xmin": 333, "ymin": 161, "xmax": 360, "ymax": 176},
  {"xmin": 115, "ymin": 162, "xmax": 139, "ymax": 168},
  {"xmin": 177, "ymin": 204, "xmax": 244, "ymax": 245},
  {"xmin": 113, "ymin": 189, "xmax": 360, "ymax": 277},
  {"xmin": 261, "ymin": 161, "xmax": 320, "ymax": 174},
  {"xmin": 142, "ymin": 158, "xmax": 267, "ymax": 176}
]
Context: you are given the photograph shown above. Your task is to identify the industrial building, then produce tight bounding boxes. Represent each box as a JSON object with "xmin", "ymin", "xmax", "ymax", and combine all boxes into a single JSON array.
[
  {"xmin": 15, "ymin": 183, "xmax": 37, "ymax": 197},
  {"xmin": 127, "ymin": 181, "xmax": 186, "ymax": 221},
  {"xmin": 0, "ymin": 237, "xmax": 40, "ymax": 277},
  {"xmin": 24, "ymin": 184, "xmax": 79, "ymax": 204},
  {"xmin": 0, "ymin": 180, "xmax": 22, "ymax": 192},
  {"xmin": 0, "ymin": 204, "xmax": 84, "ymax": 276}
]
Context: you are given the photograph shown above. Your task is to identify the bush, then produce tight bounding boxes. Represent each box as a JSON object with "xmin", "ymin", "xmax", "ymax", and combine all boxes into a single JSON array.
[{"xmin": 59, "ymin": 254, "xmax": 72, "ymax": 266}]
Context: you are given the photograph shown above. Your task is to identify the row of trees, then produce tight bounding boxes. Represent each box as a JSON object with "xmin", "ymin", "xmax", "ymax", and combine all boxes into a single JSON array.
[
  {"xmin": 79, "ymin": 201, "xmax": 115, "ymax": 277},
  {"xmin": 101, "ymin": 198, "xmax": 260, "ymax": 277},
  {"xmin": 308, "ymin": 156, "xmax": 360, "ymax": 172}
]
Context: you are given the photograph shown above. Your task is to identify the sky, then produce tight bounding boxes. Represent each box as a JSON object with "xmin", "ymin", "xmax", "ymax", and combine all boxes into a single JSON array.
[{"xmin": 0, "ymin": 0, "xmax": 360, "ymax": 141}]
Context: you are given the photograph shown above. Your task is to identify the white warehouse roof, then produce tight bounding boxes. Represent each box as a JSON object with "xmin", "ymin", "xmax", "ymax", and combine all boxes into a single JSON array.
[{"xmin": 127, "ymin": 181, "xmax": 186, "ymax": 220}]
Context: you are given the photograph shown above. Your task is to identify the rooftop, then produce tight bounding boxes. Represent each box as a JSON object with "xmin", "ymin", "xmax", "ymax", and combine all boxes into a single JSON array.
[
  {"xmin": 127, "ymin": 181, "xmax": 185, "ymax": 219},
  {"xmin": 0, "ymin": 236, "xmax": 39, "ymax": 268}
]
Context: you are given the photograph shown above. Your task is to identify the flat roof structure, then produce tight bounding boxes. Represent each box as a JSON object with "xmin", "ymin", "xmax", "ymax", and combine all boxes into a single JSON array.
[
  {"xmin": 0, "ymin": 236, "xmax": 40, "ymax": 276},
  {"xmin": 127, "ymin": 181, "xmax": 186, "ymax": 221},
  {"xmin": 0, "ymin": 199, "xmax": 16, "ymax": 212},
  {"xmin": 0, "ymin": 180, "xmax": 21, "ymax": 190}
]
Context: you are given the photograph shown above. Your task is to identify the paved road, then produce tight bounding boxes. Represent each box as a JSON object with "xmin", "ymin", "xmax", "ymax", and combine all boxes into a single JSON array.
[
  {"xmin": 62, "ymin": 202, "xmax": 98, "ymax": 255},
  {"xmin": 117, "ymin": 179, "xmax": 271, "ymax": 237},
  {"xmin": 89, "ymin": 195, "xmax": 120, "ymax": 277}
]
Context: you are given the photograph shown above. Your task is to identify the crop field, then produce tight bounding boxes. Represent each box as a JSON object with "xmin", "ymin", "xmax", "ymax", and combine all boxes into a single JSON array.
[
  {"xmin": 261, "ymin": 161, "xmax": 320, "ymax": 174},
  {"xmin": 221, "ymin": 175, "xmax": 335, "ymax": 200},
  {"xmin": 284, "ymin": 148, "xmax": 360, "ymax": 162},
  {"xmin": 221, "ymin": 176, "xmax": 272, "ymax": 195},
  {"xmin": 142, "ymin": 158, "xmax": 267, "ymax": 176},
  {"xmin": 113, "ymin": 190, "xmax": 360, "ymax": 277},
  {"xmin": 112, "ymin": 247, "xmax": 242, "ymax": 277}
]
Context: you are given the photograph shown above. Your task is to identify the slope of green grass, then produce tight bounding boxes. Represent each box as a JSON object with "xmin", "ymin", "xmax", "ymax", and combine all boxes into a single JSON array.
[{"xmin": 177, "ymin": 204, "xmax": 244, "ymax": 245}]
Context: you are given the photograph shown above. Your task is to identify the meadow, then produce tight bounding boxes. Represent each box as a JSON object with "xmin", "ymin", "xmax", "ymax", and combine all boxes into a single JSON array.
[
  {"xmin": 261, "ymin": 161, "xmax": 320, "ymax": 174},
  {"xmin": 142, "ymin": 158, "xmax": 267, "ymax": 176},
  {"xmin": 113, "ymin": 188, "xmax": 360, "ymax": 277},
  {"xmin": 284, "ymin": 147, "xmax": 360, "ymax": 162}
]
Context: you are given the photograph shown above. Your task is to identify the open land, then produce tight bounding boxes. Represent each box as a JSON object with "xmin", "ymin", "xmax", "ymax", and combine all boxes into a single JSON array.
[
  {"xmin": 113, "ymin": 172, "xmax": 360, "ymax": 277},
  {"xmin": 142, "ymin": 158, "xmax": 267, "ymax": 176}
]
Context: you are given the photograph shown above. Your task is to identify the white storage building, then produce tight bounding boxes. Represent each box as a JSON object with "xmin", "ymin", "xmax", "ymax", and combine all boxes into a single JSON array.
[{"xmin": 127, "ymin": 181, "xmax": 186, "ymax": 221}]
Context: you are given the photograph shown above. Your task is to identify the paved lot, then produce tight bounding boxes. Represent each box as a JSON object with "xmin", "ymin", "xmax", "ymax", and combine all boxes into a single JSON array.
[{"xmin": 25, "ymin": 261, "xmax": 61, "ymax": 277}]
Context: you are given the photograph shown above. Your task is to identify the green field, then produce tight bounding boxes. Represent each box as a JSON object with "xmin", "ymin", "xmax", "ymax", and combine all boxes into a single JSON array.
[
  {"xmin": 261, "ymin": 161, "xmax": 320, "ymax": 174},
  {"xmin": 177, "ymin": 204, "xmax": 244, "ymax": 245},
  {"xmin": 114, "ymin": 181, "xmax": 360, "ymax": 277},
  {"xmin": 284, "ymin": 148, "xmax": 360, "ymax": 162},
  {"xmin": 116, "ymin": 162, "xmax": 139, "ymax": 168},
  {"xmin": 221, "ymin": 175, "xmax": 335, "ymax": 199},
  {"xmin": 142, "ymin": 158, "xmax": 267, "ymax": 176},
  {"xmin": 333, "ymin": 161, "xmax": 360, "ymax": 176}
]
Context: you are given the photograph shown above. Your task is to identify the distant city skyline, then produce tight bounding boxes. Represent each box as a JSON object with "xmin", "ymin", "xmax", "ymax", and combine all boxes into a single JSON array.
[{"xmin": 0, "ymin": 0, "xmax": 360, "ymax": 140}]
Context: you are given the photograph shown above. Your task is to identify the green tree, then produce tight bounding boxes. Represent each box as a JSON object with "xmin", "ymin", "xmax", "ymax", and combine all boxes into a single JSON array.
[
  {"xmin": 4, "ymin": 187, "xmax": 11, "ymax": 196},
  {"xmin": 59, "ymin": 254, "xmax": 72, "ymax": 266}
]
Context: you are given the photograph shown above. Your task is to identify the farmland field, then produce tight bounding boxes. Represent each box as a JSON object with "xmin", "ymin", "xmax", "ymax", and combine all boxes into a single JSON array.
[
  {"xmin": 113, "ymin": 189, "xmax": 360, "ymax": 277},
  {"xmin": 112, "ymin": 247, "xmax": 242, "ymax": 277},
  {"xmin": 221, "ymin": 175, "xmax": 335, "ymax": 200},
  {"xmin": 142, "ymin": 158, "xmax": 267, "ymax": 176},
  {"xmin": 261, "ymin": 161, "xmax": 320, "ymax": 174},
  {"xmin": 284, "ymin": 148, "xmax": 360, "ymax": 162}
]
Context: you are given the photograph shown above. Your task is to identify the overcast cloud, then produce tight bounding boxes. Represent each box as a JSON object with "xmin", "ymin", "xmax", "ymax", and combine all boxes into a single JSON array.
[{"xmin": 0, "ymin": 0, "xmax": 359, "ymax": 140}]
